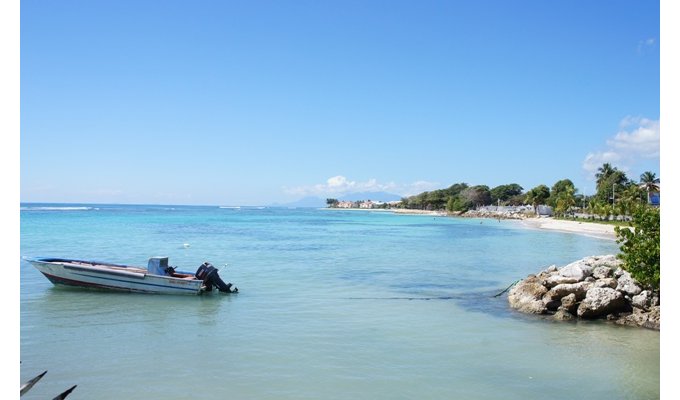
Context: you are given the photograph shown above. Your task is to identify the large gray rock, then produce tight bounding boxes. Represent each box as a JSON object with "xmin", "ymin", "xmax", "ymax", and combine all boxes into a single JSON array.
[
  {"xmin": 558, "ymin": 261, "xmax": 593, "ymax": 281},
  {"xmin": 543, "ymin": 274, "xmax": 580, "ymax": 288},
  {"xmin": 543, "ymin": 281, "xmax": 592, "ymax": 303},
  {"xmin": 577, "ymin": 288, "xmax": 628, "ymax": 318},
  {"xmin": 647, "ymin": 306, "xmax": 661, "ymax": 329},
  {"xmin": 553, "ymin": 309, "xmax": 575, "ymax": 321},
  {"xmin": 543, "ymin": 265, "xmax": 558, "ymax": 274},
  {"xmin": 508, "ymin": 276, "xmax": 548, "ymax": 314},
  {"xmin": 616, "ymin": 306, "xmax": 661, "ymax": 330},
  {"xmin": 592, "ymin": 278, "xmax": 618, "ymax": 289},
  {"xmin": 587, "ymin": 255, "xmax": 621, "ymax": 269},
  {"xmin": 559, "ymin": 293, "xmax": 579, "ymax": 314},
  {"xmin": 651, "ymin": 293, "xmax": 660, "ymax": 307},
  {"xmin": 592, "ymin": 266, "xmax": 613, "ymax": 280},
  {"xmin": 631, "ymin": 290, "xmax": 659, "ymax": 310},
  {"xmin": 616, "ymin": 271, "xmax": 643, "ymax": 296}
]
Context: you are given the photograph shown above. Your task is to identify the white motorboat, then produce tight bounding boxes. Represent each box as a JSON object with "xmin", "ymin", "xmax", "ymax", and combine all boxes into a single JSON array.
[{"xmin": 27, "ymin": 256, "xmax": 237, "ymax": 295}]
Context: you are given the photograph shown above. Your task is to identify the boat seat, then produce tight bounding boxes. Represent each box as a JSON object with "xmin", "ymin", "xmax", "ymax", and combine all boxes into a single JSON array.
[{"xmin": 170, "ymin": 273, "xmax": 196, "ymax": 280}]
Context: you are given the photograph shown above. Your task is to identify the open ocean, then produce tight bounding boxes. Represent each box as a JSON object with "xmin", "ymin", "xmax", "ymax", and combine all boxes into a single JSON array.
[{"xmin": 20, "ymin": 204, "xmax": 659, "ymax": 400}]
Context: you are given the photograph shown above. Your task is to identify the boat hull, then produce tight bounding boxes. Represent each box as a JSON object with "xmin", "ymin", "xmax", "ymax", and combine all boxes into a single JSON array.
[{"xmin": 28, "ymin": 258, "xmax": 205, "ymax": 295}]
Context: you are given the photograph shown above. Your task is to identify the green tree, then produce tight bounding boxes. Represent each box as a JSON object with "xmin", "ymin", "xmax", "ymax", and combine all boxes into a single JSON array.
[
  {"xmin": 445, "ymin": 183, "xmax": 469, "ymax": 197},
  {"xmin": 424, "ymin": 191, "xmax": 442, "ymax": 210},
  {"xmin": 548, "ymin": 179, "xmax": 576, "ymax": 209},
  {"xmin": 588, "ymin": 200, "xmax": 608, "ymax": 221},
  {"xmin": 446, "ymin": 197, "xmax": 455, "ymax": 212},
  {"xmin": 490, "ymin": 183, "xmax": 524, "ymax": 205},
  {"xmin": 554, "ymin": 185, "xmax": 576, "ymax": 217},
  {"xmin": 525, "ymin": 185, "xmax": 550, "ymax": 215},
  {"xmin": 326, "ymin": 198, "xmax": 339, "ymax": 207},
  {"xmin": 447, "ymin": 196, "xmax": 472, "ymax": 212},
  {"xmin": 461, "ymin": 185, "xmax": 492, "ymax": 208},
  {"xmin": 506, "ymin": 193, "xmax": 527, "ymax": 206},
  {"xmin": 639, "ymin": 171, "xmax": 660, "ymax": 204},
  {"xmin": 410, "ymin": 192, "xmax": 428, "ymax": 209},
  {"xmin": 595, "ymin": 163, "xmax": 615, "ymax": 187},
  {"xmin": 615, "ymin": 207, "xmax": 660, "ymax": 288},
  {"xmin": 615, "ymin": 184, "xmax": 646, "ymax": 217},
  {"xmin": 594, "ymin": 164, "xmax": 629, "ymax": 205}
]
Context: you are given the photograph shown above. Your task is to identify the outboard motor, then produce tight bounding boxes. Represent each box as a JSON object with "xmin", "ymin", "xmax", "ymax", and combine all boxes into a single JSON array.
[{"xmin": 195, "ymin": 262, "xmax": 238, "ymax": 293}]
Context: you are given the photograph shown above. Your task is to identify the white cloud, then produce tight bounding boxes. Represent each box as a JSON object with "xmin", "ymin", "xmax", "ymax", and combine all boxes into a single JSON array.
[
  {"xmin": 582, "ymin": 116, "xmax": 660, "ymax": 178},
  {"xmin": 284, "ymin": 176, "xmax": 440, "ymax": 198},
  {"xmin": 582, "ymin": 151, "xmax": 623, "ymax": 175},
  {"xmin": 609, "ymin": 117, "xmax": 659, "ymax": 157},
  {"xmin": 637, "ymin": 37, "xmax": 656, "ymax": 54}
]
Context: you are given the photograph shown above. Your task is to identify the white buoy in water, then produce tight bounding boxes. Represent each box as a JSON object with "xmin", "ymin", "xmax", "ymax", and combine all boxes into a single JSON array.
[{"xmin": 183, "ymin": 243, "xmax": 190, "ymax": 248}]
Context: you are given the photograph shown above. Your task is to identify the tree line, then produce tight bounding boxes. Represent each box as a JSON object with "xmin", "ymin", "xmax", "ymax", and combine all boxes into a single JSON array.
[{"xmin": 398, "ymin": 163, "xmax": 660, "ymax": 219}]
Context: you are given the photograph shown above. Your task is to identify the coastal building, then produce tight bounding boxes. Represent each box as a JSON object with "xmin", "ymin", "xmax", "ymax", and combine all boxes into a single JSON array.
[
  {"xmin": 359, "ymin": 200, "xmax": 374, "ymax": 209},
  {"xmin": 329, "ymin": 199, "xmax": 400, "ymax": 209}
]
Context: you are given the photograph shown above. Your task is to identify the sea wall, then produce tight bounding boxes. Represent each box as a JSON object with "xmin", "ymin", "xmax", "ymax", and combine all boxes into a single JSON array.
[
  {"xmin": 508, "ymin": 255, "xmax": 660, "ymax": 330},
  {"xmin": 460, "ymin": 208, "xmax": 530, "ymax": 220}
]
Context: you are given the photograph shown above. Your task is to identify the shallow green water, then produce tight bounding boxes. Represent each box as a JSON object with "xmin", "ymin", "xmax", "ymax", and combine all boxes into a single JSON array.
[{"xmin": 20, "ymin": 205, "xmax": 659, "ymax": 399}]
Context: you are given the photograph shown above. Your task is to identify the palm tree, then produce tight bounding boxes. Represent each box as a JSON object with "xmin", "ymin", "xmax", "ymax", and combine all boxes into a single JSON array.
[
  {"xmin": 595, "ymin": 163, "xmax": 615, "ymax": 187},
  {"xmin": 617, "ymin": 184, "xmax": 645, "ymax": 217},
  {"xmin": 639, "ymin": 171, "xmax": 660, "ymax": 204},
  {"xmin": 594, "ymin": 163, "xmax": 630, "ymax": 204},
  {"xmin": 555, "ymin": 185, "xmax": 576, "ymax": 217}
]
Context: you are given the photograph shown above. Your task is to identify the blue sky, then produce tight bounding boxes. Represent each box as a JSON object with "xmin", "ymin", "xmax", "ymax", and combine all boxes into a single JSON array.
[{"xmin": 20, "ymin": 0, "xmax": 660, "ymax": 206}]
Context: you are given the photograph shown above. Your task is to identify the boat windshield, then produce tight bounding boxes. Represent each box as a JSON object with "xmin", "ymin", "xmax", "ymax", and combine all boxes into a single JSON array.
[{"xmin": 147, "ymin": 257, "xmax": 170, "ymax": 275}]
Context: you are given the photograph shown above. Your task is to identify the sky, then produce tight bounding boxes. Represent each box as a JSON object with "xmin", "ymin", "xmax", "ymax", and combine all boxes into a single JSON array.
[{"xmin": 19, "ymin": 0, "xmax": 661, "ymax": 206}]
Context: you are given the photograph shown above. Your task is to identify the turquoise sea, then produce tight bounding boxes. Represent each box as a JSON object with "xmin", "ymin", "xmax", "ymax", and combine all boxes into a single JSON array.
[{"xmin": 20, "ymin": 204, "xmax": 659, "ymax": 399}]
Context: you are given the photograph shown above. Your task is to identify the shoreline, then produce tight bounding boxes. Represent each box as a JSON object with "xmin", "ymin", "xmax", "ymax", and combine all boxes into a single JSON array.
[
  {"xmin": 321, "ymin": 207, "xmax": 617, "ymax": 240},
  {"xmin": 517, "ymin": 217, "xmax": 617, "ymax": 240}
]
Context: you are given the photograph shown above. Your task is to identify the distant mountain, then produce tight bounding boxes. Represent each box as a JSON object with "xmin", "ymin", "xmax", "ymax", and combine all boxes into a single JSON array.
[
  {"xmin": 338, "ymin": 192, "xmax": 402, "ymax": 202},
  {"xmin": 271, "ymin": 192, "xmax": 403, "ymax": 208}
]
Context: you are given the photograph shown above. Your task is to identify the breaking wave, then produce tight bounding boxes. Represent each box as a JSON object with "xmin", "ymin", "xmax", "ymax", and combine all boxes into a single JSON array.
[{"xmin": 21, "ymin": 206, "xmax": 95, "ymax": 211}]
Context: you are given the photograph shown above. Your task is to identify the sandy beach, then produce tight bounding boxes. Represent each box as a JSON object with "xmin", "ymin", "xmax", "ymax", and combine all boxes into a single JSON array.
[
  {"xmin": 518, "ymin": 217, "xmax": 618, "ymax": 240},
  {"xmin": 391, "ymin": 209, "xmax": 616, "ymax": 240}
]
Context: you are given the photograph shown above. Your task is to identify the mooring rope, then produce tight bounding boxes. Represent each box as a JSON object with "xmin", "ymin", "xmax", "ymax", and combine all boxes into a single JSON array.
[{"xmin": 492, "ymin": 279, "xmax": 520, "ymax": 298}]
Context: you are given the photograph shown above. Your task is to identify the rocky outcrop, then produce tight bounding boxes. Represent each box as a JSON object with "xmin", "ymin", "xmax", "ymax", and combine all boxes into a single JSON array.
[
  {"xmin": 507, "ymin": 255, "xmax": 660, "ymax": 330},
  {"xmin": 506, "ymin": 275, "xmax": 548, "ymax": 314}
]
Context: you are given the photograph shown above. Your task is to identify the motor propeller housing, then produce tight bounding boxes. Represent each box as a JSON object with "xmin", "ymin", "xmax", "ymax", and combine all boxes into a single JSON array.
[{"xmin": 195, "ymin": 262, "xmax": 238, "ymax": 293}]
